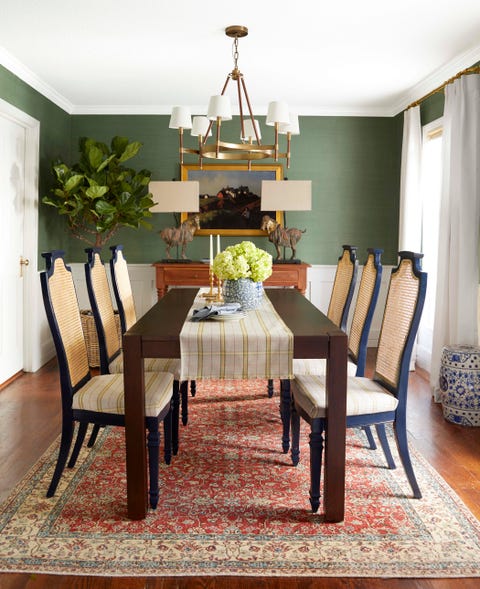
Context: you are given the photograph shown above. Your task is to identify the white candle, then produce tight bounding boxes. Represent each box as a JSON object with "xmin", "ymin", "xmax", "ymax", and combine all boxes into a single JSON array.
[
  {"xmin": 217, "ymin": 235, "xmax": 221, "ymax": 255},
  {"xmin": 209, "ymin": 234, "xmax": 213, "ymax": 265}
]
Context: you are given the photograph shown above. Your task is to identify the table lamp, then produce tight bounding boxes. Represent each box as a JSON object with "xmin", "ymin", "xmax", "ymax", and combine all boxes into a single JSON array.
[
  {"xmin": 260, "ymin": 180, "xmax": 312, "ymax": 263},
  {"xmin": 150, "ymin": 181, "xmax": 200, "ymax": 263}
]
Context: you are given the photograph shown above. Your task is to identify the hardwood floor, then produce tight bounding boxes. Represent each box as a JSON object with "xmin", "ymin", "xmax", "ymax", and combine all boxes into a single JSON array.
[{"xmin": 0, "ymin": 354, "xmax": 479, "ymax": 589}]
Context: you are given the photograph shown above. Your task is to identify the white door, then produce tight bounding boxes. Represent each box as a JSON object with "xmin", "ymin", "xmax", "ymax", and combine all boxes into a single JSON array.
[{"xmin": 0, "ymin": 113, "xmax": 27, "ymax": 384}]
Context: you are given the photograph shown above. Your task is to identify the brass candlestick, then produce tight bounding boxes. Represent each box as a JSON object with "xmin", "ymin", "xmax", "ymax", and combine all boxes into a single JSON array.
[
  {"xmin": 202, "ymin": 266, "xmax": 216, "ymax": 300},
  {"xmin": 214, "ymin": 276, "xmax": 223, "ymax": 303}
]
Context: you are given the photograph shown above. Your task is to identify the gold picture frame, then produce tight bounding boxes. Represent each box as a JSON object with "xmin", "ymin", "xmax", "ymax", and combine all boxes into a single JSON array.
[{"xmin": 180, "ymin": 163, "xmax": 284, "ymax": 236}]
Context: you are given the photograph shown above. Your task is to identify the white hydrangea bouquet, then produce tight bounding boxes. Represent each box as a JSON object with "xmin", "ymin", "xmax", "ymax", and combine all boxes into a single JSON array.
[{"xmin": 212, "ymin": 241, "xmax": 273, "ymax": 283}]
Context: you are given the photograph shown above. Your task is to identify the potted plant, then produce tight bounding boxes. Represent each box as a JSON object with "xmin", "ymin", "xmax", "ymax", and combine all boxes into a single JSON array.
[
  {"xmin": 212, "ymin": 241, "xmax": 273, "ymax": 309},
  {"xmin": 43, "ymin": 136, "xmax": 154, "ymax": 247}
]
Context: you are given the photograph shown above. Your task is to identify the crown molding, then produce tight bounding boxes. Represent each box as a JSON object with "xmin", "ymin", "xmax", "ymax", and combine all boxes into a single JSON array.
[
  {"xmin": 71, "ymin": 103, "xmax": 395, "ymax": 117},
  {"xmin": 0, "ymin": 47, "xmax": 74, "ymax": 114},
  {"xmin": 70, "ymin": 104, "xmax": 171, "ymax": 115},
  {"xmin": 3, "ymin": 43, "xmax": 480, "ymax": 119},
  {"xmin": 391, "ymin": 43, "xmax": 480, "ymax": 115}
]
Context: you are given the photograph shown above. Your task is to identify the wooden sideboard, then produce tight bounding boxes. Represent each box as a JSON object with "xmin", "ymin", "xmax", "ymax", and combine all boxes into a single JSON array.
[{"xmin": 153, "ymin": 262, "xmax": 311, "ymax": 299}]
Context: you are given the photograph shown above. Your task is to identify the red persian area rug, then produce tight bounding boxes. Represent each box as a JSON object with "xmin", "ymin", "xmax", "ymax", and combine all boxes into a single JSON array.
[{"xmin": 0, "ymin": 379, "xmax": 479, "ymax": 577}]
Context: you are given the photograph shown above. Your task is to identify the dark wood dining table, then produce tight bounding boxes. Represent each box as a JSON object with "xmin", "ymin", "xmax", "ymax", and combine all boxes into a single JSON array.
[{"xmin": 123, "ymin": 287, "xmax": 348, "ymax": 522}]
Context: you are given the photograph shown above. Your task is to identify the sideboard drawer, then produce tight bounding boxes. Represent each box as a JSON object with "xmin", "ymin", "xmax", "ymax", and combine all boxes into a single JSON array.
[
  {"xmin": 265, "ymin": 269, "xmax": 301, "ymax": 285},
  {"xmin": 153, "ymin": 262, "xmax": 310, "ymax": 299},
  {"xmin": 163, "ymin": 267, "xmax": 209, "ymax": 285}
]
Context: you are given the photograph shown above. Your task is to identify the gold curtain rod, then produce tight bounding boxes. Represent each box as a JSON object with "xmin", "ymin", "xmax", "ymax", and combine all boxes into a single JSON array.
[{"xmin": 407, "ymin": 65, "xmax": 480, "ymax": 110}]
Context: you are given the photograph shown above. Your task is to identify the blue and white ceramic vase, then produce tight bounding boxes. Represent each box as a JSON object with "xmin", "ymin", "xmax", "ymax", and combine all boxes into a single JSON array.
[
  {"xmin": 223, "ymin": 278, "xmax": 264, "ymax": 310},
  {"xmin": 439, "ymin": 344, "xmax": 480, "ymax": 427}
]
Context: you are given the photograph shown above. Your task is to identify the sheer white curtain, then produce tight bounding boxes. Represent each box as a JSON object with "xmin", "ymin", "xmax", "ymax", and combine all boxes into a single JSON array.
[
  {"xmin": 430, "ymin": 74, "xmax": 480, "ymax": 399},
  {"xmin": 399, "ymin": 106, "xmax": 422, "ymax": 252},
  {"xmin": 399, "ymin": 106, "xmax": 422, "ymax": 369}
]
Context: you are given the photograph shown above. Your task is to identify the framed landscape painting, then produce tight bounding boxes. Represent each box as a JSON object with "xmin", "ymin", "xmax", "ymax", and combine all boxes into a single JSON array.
[{"xmin": 180, "ymin": 163, "xmax": 284, "ymax": 236}]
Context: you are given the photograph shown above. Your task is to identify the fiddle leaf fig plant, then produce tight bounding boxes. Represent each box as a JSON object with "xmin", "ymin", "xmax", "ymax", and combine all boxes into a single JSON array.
[{"xmin": 43, "ymin": 136, "xmax": 154, "ymax": 246}]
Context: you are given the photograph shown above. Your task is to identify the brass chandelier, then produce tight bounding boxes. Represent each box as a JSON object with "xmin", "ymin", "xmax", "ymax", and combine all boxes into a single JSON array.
[{"xmin": 169, "ymin": 25, "xmax": 299, "ymax": 169}]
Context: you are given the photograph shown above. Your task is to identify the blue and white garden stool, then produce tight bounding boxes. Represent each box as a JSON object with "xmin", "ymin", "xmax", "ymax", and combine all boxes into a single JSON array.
[{"xmin": 439, "ymin": 345, "xmax": 480, "ymax": 427}]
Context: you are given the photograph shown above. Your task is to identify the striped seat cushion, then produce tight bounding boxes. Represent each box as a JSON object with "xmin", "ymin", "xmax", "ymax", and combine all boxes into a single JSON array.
[
  {"xmin": 293, "ymin": 358, "xmax": 358, "ymax": 377},
  {"xmin": 72, "ymin": 372, "xmax": 174, "ymax": 417},
  {"xmin": 293, "ymin": 374, "xmax": 398, "ymax": 419},
  {"xmin": 108, "ymin": 353, "xmax": 181, "ymax": 379}
]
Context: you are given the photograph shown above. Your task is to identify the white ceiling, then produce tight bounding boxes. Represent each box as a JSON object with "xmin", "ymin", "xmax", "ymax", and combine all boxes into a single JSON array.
[{"xmin": 1, "ymin": 0, "xmax": 480, "ymax": 117}]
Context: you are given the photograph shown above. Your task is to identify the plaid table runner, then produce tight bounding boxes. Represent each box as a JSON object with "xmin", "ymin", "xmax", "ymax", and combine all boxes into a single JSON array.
[{"xmin": 180, "ymin": 290, "xmax": 294, "ymax": 380}]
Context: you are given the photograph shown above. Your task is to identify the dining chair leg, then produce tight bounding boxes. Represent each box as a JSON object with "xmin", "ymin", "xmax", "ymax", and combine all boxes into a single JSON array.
[
  {"xmin": 67, "ymin": 422, "xmax": 89, "ymax": 468},
  {"xmin": 181, "ymin": 380, "xmax": 189, "ymax": 426},
  {"xmin": 309, "ymin": 420, "xmax": 324, "ymax": 513},
  {"xmin": 267, "ymin": 379, "xmax": 274, "ymax": 398},
  {"xmin": 363, "ymin": 425, "xmax": 377, "ymax": 449},
  {"xmin": 394, "ymin": 420, "xmax": 422, "ymax": 499},
  {"xmin": 279, "ymin": 379, "xmax": 291, "ymax": 453},
  {"xmin": 47, "ymin": 421, "xmax": 74, "ymax": 498},
  {"xmin": 375, "ymin": 423, "xmax": 396, "ymax": 469},
  {"xmin": 147, "ymin": 423, "xmax": 160, "ymax": 509},
  {"xmin": 190, "ymin": 379, "xmax": 196, "ymax": 397},
  {"xmin": 87, "ymin": 424, "xmax": 102, "ymax": 448}
]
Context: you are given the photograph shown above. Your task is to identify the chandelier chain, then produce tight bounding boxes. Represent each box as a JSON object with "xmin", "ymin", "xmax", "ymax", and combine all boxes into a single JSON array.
[{"xmin": 232, "ymin": 36, "xmax": 240, "ymax": 73}]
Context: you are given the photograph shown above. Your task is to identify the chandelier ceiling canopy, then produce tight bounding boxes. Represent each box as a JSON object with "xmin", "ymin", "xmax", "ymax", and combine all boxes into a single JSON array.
[{"xmin": 169, "ymin": 25, "xmax": 299, "ymax": 169}]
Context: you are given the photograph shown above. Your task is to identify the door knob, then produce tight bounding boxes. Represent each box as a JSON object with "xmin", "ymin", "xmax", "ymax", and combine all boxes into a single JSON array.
[{"xmin": 20, "ymin": 256, "xmax": 30, "ymax": 277}]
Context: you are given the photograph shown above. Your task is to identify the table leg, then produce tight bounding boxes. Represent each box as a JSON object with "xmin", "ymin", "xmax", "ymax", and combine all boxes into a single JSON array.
[
  {"xmin": 323, "ymin": 332, "xmax": 347, "ymax": 522},
  {"xmin": 280, "ymin": 379, "xmax": 291, "ymax": 453},
  {"xmin": 123, "ymin": 334, "xmax": 148, "ymax": 520}
]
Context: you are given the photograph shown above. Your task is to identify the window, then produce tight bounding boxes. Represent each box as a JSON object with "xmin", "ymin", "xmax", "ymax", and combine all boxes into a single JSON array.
[{"xmin": 416, "ymin": 118, "xmax": 443, "ymax": 371}]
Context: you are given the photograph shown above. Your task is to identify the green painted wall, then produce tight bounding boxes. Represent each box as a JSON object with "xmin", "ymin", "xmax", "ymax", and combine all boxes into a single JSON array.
[
  {"xmin": 67, "ymin": 114, "xmax": 403, "ymax": 265},
  {"xmin": 420, "ymin": 92, "xmax": 444, "ymax": 126},
  {"xmin": 0, "ymin": 65, "xmax": 71, "ymax": 265},
  {"xmin": 1, "ymin": 65, "xmax": 403, "ymax": 267}
]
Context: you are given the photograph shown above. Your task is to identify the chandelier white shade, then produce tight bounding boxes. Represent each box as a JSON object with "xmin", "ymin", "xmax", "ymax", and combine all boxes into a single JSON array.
[
  {"xmin": 191, "ymin": 116, "xmax": 212, "ymax": 137},
  {"xmin": 207, "ymin": 95, "xmax": 232, "ymax": 121},
  {"xmin": 279, "ymin": 113, "xmax": 300, "ymax": 135},
  {"xmin": 149, "ymin": 181, "xmax": 200, "ymax": 213},
  {"xmin": 266, "ymin": 101, "xmax": 290, "ymax": 126},
  {"xmin": 169, "ymin": 106, "xmax": 192, "ymax": 130},
  {"xmin": 241, "ymin": 119, "xmax": 261, "ymax": 141},
  {"xmin": 169, "ymin": 25, "xmax": 299, "ymax": 169}
]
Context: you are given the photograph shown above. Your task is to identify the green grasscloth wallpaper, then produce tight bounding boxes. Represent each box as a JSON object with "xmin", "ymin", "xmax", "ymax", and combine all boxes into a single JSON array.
[
  {"xmin": 1, "ymin": 64, "xmax": 406, "ymax": 266},
  {"xmin": 67, "ymin": 114, "xmax": 403, "ymax": 265},
  {"xmin": 0, "ymin": 65, "xmax": 71, "ymax": 264}
]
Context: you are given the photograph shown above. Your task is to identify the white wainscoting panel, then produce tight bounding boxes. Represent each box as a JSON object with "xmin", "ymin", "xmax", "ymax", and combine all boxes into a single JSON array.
[
  {"xmin": 35, "ymin": 262, "xmax": 392, "ymax": 371},
  {"xmin": 69, "ymin": 263, "xmax": 157, "ymax": 318},
  {"xmin": 306, "ymin": 264, "xmax": 393, "ymax": 348},
  {"xmin": 36, "ymin": 263, "xmax": 157, "ymax": 370}
]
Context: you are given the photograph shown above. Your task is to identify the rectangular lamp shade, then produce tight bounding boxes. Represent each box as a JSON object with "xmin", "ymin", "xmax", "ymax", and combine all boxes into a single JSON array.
[
  {"xmin": 261, "ymin": 180, "xmax": 312, "ymax": 211},
  {"xmin": 149, "ymin": 181, "xmax": 200, "ymax": 213}
]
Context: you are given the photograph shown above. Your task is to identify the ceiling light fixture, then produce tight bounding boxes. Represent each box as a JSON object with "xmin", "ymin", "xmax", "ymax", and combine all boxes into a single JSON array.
[{"xmin": 169, "ymin": 25, "xmax": 299, "ymax": 169}]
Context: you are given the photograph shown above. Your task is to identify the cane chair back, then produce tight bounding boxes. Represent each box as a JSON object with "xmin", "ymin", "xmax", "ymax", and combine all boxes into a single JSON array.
[
  {"xmin": 109, "ymin": 245, "xmax": 137, "ymax": 333},
  {"xmin": 293, "ymin": 248, "xmax": 382, "ymax": 379},
  {"xmin": 42, "ymin": 251, "xmax": 90, "ymax": 391},
  {"xmin": 348, "ymin": 248, "xmax": 383, "ymax": 375},
  {"xmin": 327, "ymin": 245, "xmax": 358, "ymax": 331},
  {"xmin": 84, "ymin": 248, "xmax": 121, "ymax": 374},
  {"xmin": 374, "ymin": 252, "xmax": 426, "ymax": 396}
]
